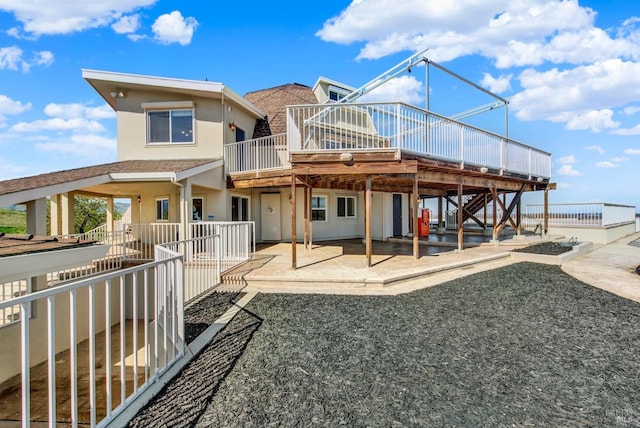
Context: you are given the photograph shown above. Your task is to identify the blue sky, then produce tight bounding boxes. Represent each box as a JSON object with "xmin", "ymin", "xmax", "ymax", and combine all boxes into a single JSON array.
[{"xmin": 0, "ymin": 0, "xmax": 638, "ymax": 209}]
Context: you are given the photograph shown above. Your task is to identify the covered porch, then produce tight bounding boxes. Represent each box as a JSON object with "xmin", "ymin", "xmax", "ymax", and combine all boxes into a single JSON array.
[{"xmin": 226, "ymin": 98, "xmax": 555, "ymax": 268}]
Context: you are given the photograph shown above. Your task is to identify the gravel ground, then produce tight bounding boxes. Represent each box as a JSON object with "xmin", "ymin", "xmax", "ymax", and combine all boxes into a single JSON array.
[
  {"xmin": 512, "ymin": 241, "xmax": 575, "ymax": 256},
  {"xmin": 198, "ymin": 262, "xmax": 640, "ymax": 427},
  {"xmin": 184, "ymin": 291, "xmax": 245, "ymax": 344},
  {"xmin": 129, "ymin": 306, "xmax": 261, "ymax": 427}
]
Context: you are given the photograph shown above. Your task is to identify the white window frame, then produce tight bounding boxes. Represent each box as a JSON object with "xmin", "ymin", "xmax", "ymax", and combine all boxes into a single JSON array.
[
  {"xmin": 143, "ymin": 101, "xmax": 195, "ymax": 145},
  {"xmin": 337, "ymin": 195, "xmax": 356, "ymax": 218},
  {"xmin": 311, "ymin": 195, "xmax": 328, "ymax": 222},
  {"xmin": 156, "ymin": 198, "xmax": 169, "ymax": 221}
]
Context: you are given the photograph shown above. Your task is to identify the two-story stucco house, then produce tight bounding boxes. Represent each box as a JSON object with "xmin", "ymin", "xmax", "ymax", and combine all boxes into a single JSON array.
[{"xmin": 0, "ymin": 58, "xmax": 554, "ymax": 270}]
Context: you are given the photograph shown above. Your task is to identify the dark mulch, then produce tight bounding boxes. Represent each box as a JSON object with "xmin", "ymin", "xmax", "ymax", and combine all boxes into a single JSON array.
[
  {"xmin": 128, "ymin": 307, "xmax": 262, "ymax": 427},
  {"xmin": 184, "ymin": 291, "xmax": 245, "ymax": 344},
  {"xmin": 198, "ymin": 262, "xmax": 640, "ymax": 427},
  {"xmin": 513, "ymin": 241, "xmax": 574, "ymax": 256}
]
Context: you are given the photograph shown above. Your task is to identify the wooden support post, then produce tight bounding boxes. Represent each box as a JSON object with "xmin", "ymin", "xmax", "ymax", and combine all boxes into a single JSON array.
[
  {"xmin": 413, "ymin": 175, "xmax": 419, "ymax": 259},
  {"xmin": 309, "ymin": 186, "xmax": 313, "ymax": 249},
  {"xmin": 438, "ymin": 195, "xmax": 443, "ymax": 232},
  {"xmin": 491, "ymin": 187, "xmax": 498, "ymax": 242},
  {"xmin": 543, "ymin": 187, "xmax": 549, "ymax": 235},
  {"xmin": 365, "ymin": 176, "xmax": 372, "ymax": 267},
  {"xmin": 457, "ymin": 183, "xmax": 463, "ymax": 251},
  {"xmin": 291, "ymin": 173, "xmax": 297, "ymax": 269},
  {"xmin": 483, "ymin": 192, "xmax": 488, "ymax": 228},
  {"xmin": 303, "ymin": 186, "xmax": 308, "ymax": 249},
  {"xmin": 516, "ymin": 195, "xmax": 522, "ymax": 236}
]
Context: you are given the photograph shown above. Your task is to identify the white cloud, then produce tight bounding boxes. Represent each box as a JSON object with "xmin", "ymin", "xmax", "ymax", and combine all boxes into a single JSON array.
[
  {"xmin": 584, "ymin": 145, "xmax": 604, "ymax": 155},
  {"xmin": 0, "ymin": 95, "xmax": 31, "ymax": 127},
  {"xmin": 0, "ymin": 0, "xmax": 157, "ymax": 36},
  {"xmin": 555, "ymin": 154, "xmax": 577, "ymax": 164},
  {"xmin": 359, "ymin": 75, "xmax": 424, "ymax": 104},
  {"xmin": 35, "ymin": 134, "xmax": 116, "ymax": 161},
  {"xmin": 111, "ymin": 14, "xmax": 140, "ymax": 34},
  {"xmin": 623, "ymin": 106, "xmax": 640, "ymax": 115},
  {"xmin": 43, "ymin": 103, "xmax": 115, "ymax": 121},
  {"xmin": 596, "ymin": 161, "xmax": 617, "ymax": 168},
  {"xmin": 10, "ymin": 102, "xmax": 114, "ymax": 134},
  {"xmin": 611, "ymin": 124, "xmax": 640, "ymax": 136},
  {"xmin": 10, "ymin": 117, "xmax": 106, "ymax": 133},
  {"xmin": 151, "ymin": 11, "xmax": 198, "ymax": 46},
  {"xmin": 480, "ymin": 73, "xmax": 512, "ymax": 94},
  {"xmin": 624, "ymin": 148, "xmax": 640, "ymax": 155},
  {"xmin": 0, "ymin": 160, "xmax": 28, "ymax": 180},
  {"xmin": 563, "ymin": 109, "xmax": 619, "ymax": 132},
  {"xmin": 556, "ymin": 163, "xmax": 581, "ymax": 176},
  {"xmin": 512, "ymin": 60, "xmax": 640, "ymax": 131},
  {"xmin": 0, "ymin": 46, "xmax": 22, "ymax": 70},
  {"xmin": 32, "ymin": 50, "xmax": 53, "ymax": 67},
  {"xmin": 316, "ymin": 0, "xmax": 639, "ymax": 66},
  {"xmin": 610, "ymin": 156, "xmax": 629, "ymax": 163},
  {"xmin": 0, "ymin": 46, "xmax": 54, "ymax": 72}
]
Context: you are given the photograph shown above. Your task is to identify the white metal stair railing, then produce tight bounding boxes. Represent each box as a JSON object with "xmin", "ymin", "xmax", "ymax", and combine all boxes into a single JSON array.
[{"xmin": 0, "ymin": 252, "xmax": 184, "ymax": 428}]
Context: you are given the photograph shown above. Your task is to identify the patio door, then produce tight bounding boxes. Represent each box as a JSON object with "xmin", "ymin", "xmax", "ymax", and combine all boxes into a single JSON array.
[
  {"xmin": 261, "ymin": 193, "xmax": 281, "ymax": 241},
  {"xmin": 232, "ymin": 195, "xmax": 249, "ymax": 221},
  {"xmin": 393, "ymin": 194, "xmax": 402, "ymax": 237}
]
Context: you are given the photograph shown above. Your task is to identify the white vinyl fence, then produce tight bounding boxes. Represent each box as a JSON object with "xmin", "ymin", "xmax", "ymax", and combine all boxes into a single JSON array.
[{"xmin": 523, "ymin": 203, "xmax": 637, "ymax": 228}]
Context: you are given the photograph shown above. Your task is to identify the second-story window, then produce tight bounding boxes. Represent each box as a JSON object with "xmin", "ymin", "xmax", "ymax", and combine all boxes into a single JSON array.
[{"xmin": 147, "ymin": 109, "xmax": 194, "ymax": 144}]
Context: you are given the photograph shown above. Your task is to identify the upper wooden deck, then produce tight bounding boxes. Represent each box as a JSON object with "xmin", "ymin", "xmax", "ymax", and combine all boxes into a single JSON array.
[{"xmin": 224, "ymin": 102, "xmax": 553, "ymax": 195}]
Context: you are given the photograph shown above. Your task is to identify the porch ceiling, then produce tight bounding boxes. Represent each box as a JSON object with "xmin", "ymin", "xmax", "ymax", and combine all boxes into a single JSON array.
[{"xmin": 228, "ymin": 152, "xmax": 555, "ymax": 196}]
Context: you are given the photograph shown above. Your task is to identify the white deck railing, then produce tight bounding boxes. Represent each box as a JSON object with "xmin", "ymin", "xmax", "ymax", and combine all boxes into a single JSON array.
[
  {"xmin": 523, "ymin": 203, "xmax": 637, "ymax": 228},
  {"xmin": 224, "ymin": 133, "xmax": 288, "ymax": 174},
  {"xmin": 124, "ymin": 223, "xmax": 181, "ymax": 260},
  {"xmin": 226, "ymin": 103, "xmax": 551, "ymax": 178},
  {"xmin": 54, "ymin": 227, "xmax": 126, "ymax": 281},
  {"xmin": 0, "ymin": 253, "xmax": 184, "ymax": 427}
]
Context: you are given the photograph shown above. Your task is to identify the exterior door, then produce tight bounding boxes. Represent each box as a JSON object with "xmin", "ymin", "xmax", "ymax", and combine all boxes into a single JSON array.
[
  {"xmin": 393, "ymin": 194, "xmax": 402, "ymax": 237},
  {"xmin": 261, "ymin": 193, "xmax": 281, "ymax": 241}
]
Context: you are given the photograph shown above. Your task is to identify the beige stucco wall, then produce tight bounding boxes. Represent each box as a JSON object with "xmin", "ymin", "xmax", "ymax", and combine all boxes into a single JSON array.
[
  {"xmin": 547, "ymin": 222, "xmax": 636, "ymax": 245},
  {"xmin": 115, "ymin": 90, "xmax": 257, "ymax": 162},
  {"xmin": 246, "ymin": 188, "xmax": 409, "ymax": 242}
]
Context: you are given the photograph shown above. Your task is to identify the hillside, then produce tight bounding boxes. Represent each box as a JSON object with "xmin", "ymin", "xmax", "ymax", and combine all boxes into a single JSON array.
[{"xmin": 0, "ymin": 208, "xmax": 26, "ymax": 234}]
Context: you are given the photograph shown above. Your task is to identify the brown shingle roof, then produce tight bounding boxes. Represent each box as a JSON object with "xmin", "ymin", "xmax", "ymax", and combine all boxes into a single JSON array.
[
  {"xmin": 244, "ymin": 83, "xmax": 318, "ymax": 137},
  {"xmin": 0, "ymin": 234, "xmax": 96, "ymax": 257},
  {"xmin": 0, "ymin": 159, "xmax": 217, "ymax": 197}
]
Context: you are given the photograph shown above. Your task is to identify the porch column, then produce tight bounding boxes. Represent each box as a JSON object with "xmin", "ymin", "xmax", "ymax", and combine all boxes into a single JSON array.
[
  {"xmin": 26, "ymin": 198, "xmax": 47, "ymax": 236},
  {"xmin": 365, "ymin": 176, "xmax": 372, "ymax": 267},
  {"xmin": 106, "ymin": 197, "xmax": 114, "ymax": 233},
  {"xmin": 60, "ymin": 192, "xmax": 73, "ymax": 235},
  {"xmin": 457, "ymin": 184, "xmax": 463, "ymax": 251},
  {"xmin": 291, "ymin": 172, "xmax": 297, "ymax": 269},
  {"xmin": 543, "ymin": 187, "xmax": 549, "ymax": 236},
  {"xmin": 50, "ymin": 194, "xmax": 60, "ymax": 236},
  {"xmin": 413, "ymin": 175, "xmax": 419, "ymax": 259},
  {"xmin": 303, "ymin": 186, "xmax": 308, "ymax": 250},
  {"xmin": 179, "ymin": 179, "xmax": 191, "ymax": 240}
]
